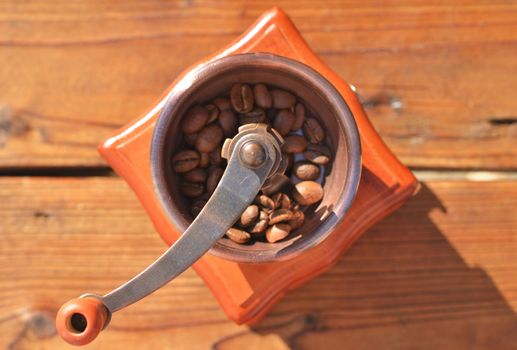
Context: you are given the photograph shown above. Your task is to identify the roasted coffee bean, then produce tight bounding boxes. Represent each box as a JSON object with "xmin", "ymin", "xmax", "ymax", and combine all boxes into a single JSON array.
[
  {"xmin": 304, "ymin": 144, "xmax": 331, "ymax": 165},
  {"xmin": 239, "ymin": 107, "xmax": 266, "ymax": 125},
  {"xmin": 293, "ymin": 161, "xmax": 320, "ymax": 181},
  {"xmin": 205, "ymin": 103, "xmax": 219, "ymax": 124},
  {"xmin": 195, "ymin": 124, "xmax": 224, "ymax": 153},
  {"xmin": 303, "ymin": 118, "xmax": 325, "ymax": 144},
  {"xmin": 271, "ymin": 89, "xmax": 296, "ymax": 109},
  {"xmin": 253, "ymin": 84, "xmax": 272, "ymax": 109},
  {"xmin": 239, "ymin": 205, "xmax": 259, "ymax": 227},
  {"xmin": 256, "ymin": 194, "xmax": 276, "ymax": 211},
  {"xmin": 282, "ymin": 135, "xmax": 307, "ymax": 153},
  {"xmin": 184, "ymin": 132, "xmax": 198, "ymax": 147},
  {"xmin": 230, "ymin": 83, "xmax": 254, "ymax": 113},
  {"xmin": 213, "ymin": 97, "xmax": 232, "ymax": 111},
  {"xmin": 271, "ymin": 192, "xmax": 291, "ymax": 209},
  {"xmin": 209, "ymin": 146, "xmax": 223, "ymax": 166},
  {"xmin": 269, "ymin": 209, "xmax": 294, "ymax": 225},
  {"xmin": 249, "ymin": 210, "xmax": 269, "ymax": 234},
  {"xmin": 176, "ymin": 83, "xmax": 332, "ymax": 245},
  {"xmin": 190, "ymin": 198, "xmax": 207, "ymax": 217},
  {"xmin": 273, "ymin": 109, "xmax": 296, "ymax": 136},
  {"xmin": 288, "ymin": 210, "xmax": 305, "ymax": 230},
  {"xmin": 218, "ymin": 109, "xmax": 237, "ymax": 137},
  {"xmin": 226, "ymin": 228, "xmax": 250, "ymax": 244},
  {"xmin": 292, "ymin": 103, "xmax": 305, "ymax": 131},
  {"xmin": 172, "ymin": 150, "xmax": 200, "ymax": 173},
  {"xmin": 272, "ymin": 192, "xmax": 291, "ymax": 209},
  {"xmin": 206, "ymin": 167, "xmax": 224, "ymax": 194},
  {"xmin": 180, "ymin": 182, "xmax": 204, "ymax": 198},
  {"xmin": 261, "ymin": 174, "xmax": 291, "ymax": 196},
  {"xmin": 266, "ymin": 223, "xmax": 291, "ymax": 243},
  {"xmin": 292, "ymin": 181, "xmax": 324, "ymax": 206},
  {"xmin": 280, "ymin": 193, "xmax": 292, "ymax": 209},
  {"xmin": 286, "ymin": 153, "xmax": 294, "ymax": 172},
  {"xmin": 182, "ymin": 168, "xmax": 207, "ymax": 183},
  {"xmin": 271, "ymin": 192, "xmax": 282, "ymax": 209},
  {"xmin": 181, "ymin": 105, "xmax": 209, "ymax": 134},
  {"xmin": 199, "ymin": 152, "xmax": 210, "ymax": 168}
]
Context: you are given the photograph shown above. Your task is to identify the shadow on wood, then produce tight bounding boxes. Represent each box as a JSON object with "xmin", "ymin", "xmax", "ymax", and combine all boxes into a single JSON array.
[{"xmin": 214, "ymin": 184, "xmax": 517, "ymax": 350}]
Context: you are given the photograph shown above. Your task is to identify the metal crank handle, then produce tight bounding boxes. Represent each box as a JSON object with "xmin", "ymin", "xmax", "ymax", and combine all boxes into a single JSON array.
[{"xmin": 55, "ymin": 124, "xmax": 283, "ymax": 346}]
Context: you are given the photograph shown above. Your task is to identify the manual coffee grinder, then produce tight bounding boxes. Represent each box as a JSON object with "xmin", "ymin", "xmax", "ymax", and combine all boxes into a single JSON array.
[{"xmin": 55, "ymin": 8, "xmax": 418, "ymax": 345}]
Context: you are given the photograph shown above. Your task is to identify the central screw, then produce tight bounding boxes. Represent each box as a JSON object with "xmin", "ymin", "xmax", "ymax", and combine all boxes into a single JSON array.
[{"xmin": 240, "ymin": 141, "xmax": 267, "ymax": 168}]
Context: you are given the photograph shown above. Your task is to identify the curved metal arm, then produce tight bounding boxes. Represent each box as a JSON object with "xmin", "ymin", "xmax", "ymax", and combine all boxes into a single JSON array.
[
  {"xmin": 55, "ymin": 125, "xmax": 280, "ymax": 346},
  {"xmin": 102, "ymin": 136, "xmax": 275, "ymax": 313}
]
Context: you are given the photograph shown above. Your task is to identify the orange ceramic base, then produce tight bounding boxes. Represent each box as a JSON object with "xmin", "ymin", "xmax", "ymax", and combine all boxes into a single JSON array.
[{"xmin": 99, "ymin": 7, "xmax": 418, "ymax": 325}]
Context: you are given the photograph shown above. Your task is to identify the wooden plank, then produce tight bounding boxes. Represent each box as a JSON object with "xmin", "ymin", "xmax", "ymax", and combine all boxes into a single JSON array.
[
  {"xmin": 0, "ymin": 177, "xmax": 515, "ymax": 349},
  {"xmin": 0, "ymin": 1, "xmax": 516, "ymax": 169}
]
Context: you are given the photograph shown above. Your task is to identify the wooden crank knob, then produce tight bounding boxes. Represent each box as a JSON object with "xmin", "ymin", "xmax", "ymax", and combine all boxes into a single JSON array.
[{"xmin": 55, "ymin": 296, "xmax": 109, "ymax": 346}]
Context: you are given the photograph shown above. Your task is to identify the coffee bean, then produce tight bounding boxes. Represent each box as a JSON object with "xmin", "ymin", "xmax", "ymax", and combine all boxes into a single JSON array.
[
  {"xmin": 230, "ymin": 83, "xmax": 254, "ymax": 113},
  {"xmin": 255, "ymin": 194, "xmax": 276, "ymax": 212},
  {"xmin": 226, "ymin": 228, "xmax": 250, "ymax": 244},
  {"xmin": 303, "ymin": 118, "xmax": 325, "ymax": 144},
  {"xmin": 269, "ymin": 209, "xmax": 293, "ymax": 225},
  {"xmin": 292, "ymin": 181, "xmax": 324, "ymax": 206},
  {"xmin": 181, "ymin": 105, "xmax": 209, "ymax": 134},
  {"xmin": 249, "ymin": 210, "xmax": 269, "ymax": 234},
  {"xmin": 271, "ymin": 89, "xmax": 296, "ymax": 109},
  {"xmin": 272, "ymin": 193, "xmax": 291, "ymax": 209},
  {"xmin": 239, "ymin": 205, "xmax": 259, "ymax": 227},
  {"xmin": 239, "ymin": 107, "xmax": 266, "ymax": 125},
  {"xmin": 213, "ymin": 97, "xmax": 232, "ymax": 111},
  {"xmin": 195, "ymin": 124, "xmax": 224, "ymax": 153},
  {"xmin": 175, "ymin": 83, "xmax": 332, "ymax": 245},
  {"xmin": 206, "ymin": 167, "xmax": 224, "ymax": 194},
  {"xmin": 199, "ymin": 152, "xmax": 210, "ymax": 168},
  {"xmin": 205, "ymin": 103, "xmax": 219, "ymax": 124},
  {"xmin": 281, "ymin": 193, "xmax": 291, "ymax": 209},
  {"xmin": 183, "ymin": 132, "xmax": 198, "ymax": 147},
  {"xmin": 273, "ymin": 109, "xmax": 295, "ymax": 136},
  {"xmin": 292, "ymin": 103, "xmax": 305, "ymax": 131},
  {"xmin": 286, "ymin": 153, "xmax": 294, "ymax": 172},
  {"xmin": 304, "ymin": 144, "xmax": 331, "ymax": 165},
  {"xmin": 182, "ymin": 168, "xmax": 207, "ymax": 183},
  {"xmin": 271, "ymin": 192, "xmax": 282, "ymax": 208},
  {"xmin": 253, "ymin": 84, "xmax": 272, "ymax": 109},
  {"xmin": 218, "ymin": 109, "xmax": 237, "ymax": 137},
  {"xmin": 172, "ymin": 150, "xmax": 200, "ymax": 173},
  {"xmin": 209, "ymin": 146, "xmax": 223, "ymax": 166},
  {"xmin": 261, "ymin": 174, "xmax": 290, "ymax": 196},
  {"xmin": 190, "ymin": 198, "xmax": 207, "ymax": 217},
  {"xmin": 288, "ymin": 210, "xmax": 305, "ymax": 230},
  {"xmin": 282, "ymin": 135, "xmax": 307, "ymax": 153},
  {"xmin": 266, "ymin": 223, "xmax": 291, "ymax": 243},
  {"xmin": 181, "ymin": 182, "xmax": 205, "ymax": 198},
  {"xmin": 293, "ymin": 161, "xmax": 320, "ymax": 181}
]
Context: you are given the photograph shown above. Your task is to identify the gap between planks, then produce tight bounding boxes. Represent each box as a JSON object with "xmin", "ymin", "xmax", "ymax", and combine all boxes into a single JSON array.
[{"xmin": 0, "ymin": 168, "xmax": 516, "ymax": 182}]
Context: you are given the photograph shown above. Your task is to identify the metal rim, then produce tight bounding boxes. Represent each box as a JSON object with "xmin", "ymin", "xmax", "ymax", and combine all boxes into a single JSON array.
[{"xmin": 150, "ymin": 53, "xmax": 361, "ymax": 263}]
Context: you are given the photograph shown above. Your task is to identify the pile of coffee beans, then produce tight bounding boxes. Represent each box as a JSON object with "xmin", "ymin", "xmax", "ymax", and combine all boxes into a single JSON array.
[{"xmin": 171, "ymin": 83, "xmax": 332, "ymax": 244}]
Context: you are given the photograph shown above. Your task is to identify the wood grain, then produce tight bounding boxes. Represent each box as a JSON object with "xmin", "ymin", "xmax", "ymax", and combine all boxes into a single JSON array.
[
  {"xmin": 1, "ymin": 177, "xmax": 515, "ymax": 349},
  {"xmin": 0, "ymin": 1, "xmax": 516, "ymax": 169}
]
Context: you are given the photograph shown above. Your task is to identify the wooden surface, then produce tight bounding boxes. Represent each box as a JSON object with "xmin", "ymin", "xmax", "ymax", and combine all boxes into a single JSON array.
[
  {"xmin": 1, "ymin": 1, "xmax": 516, "ymax": 349},
  {"xmin": 1, "ymin": 178, "xmax": 516, "ymax": 349},
  {"xmin": 0, "ymin": 1, "xmax": 516, "ymax": 169}
]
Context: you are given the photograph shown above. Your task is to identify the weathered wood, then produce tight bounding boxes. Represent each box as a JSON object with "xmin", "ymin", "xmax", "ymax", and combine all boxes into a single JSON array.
[
  {"xmin": 0, "ymin": 177, "xmax": 515, "ymax": 349},
  {"xmin": 0, "ymin": 1, "xmax": 516, "ymax": 169}
]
